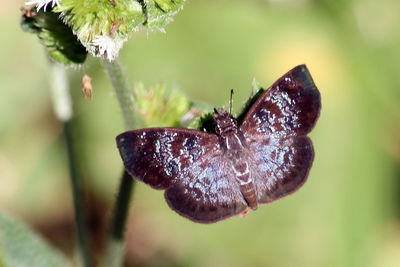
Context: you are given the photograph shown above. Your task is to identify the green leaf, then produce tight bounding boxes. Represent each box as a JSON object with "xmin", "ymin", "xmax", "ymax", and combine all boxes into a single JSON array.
[
  {"xmin": 188, "ymin": 79, "xmax": 267, "ymax": 131},
  {"xmin": 188, "ymin": 110, "xmax": 215, "ymax": 132},
  {"xmin": 0, "ymin": 212, "xmax": 70, "ymax": 267},
  {"xmin": 20, "ymin": 8, "xmax": 87, "ymax": 65},
  {"xmin": 154, "ymin": 0, "xmax": 173, "ymax": 12},
  {"xmin": 145, "ymin": 0, "xmax": 186, "ymax": 29},
  {"xmin": 236, "ymin": 81, "xmax": 265, "ymax": 125}
]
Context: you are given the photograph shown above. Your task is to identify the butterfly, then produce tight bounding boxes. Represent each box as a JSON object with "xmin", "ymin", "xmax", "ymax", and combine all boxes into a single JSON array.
[{"xmin": 116, "ymin": 65, "xmax": 321, "ymax": 223}]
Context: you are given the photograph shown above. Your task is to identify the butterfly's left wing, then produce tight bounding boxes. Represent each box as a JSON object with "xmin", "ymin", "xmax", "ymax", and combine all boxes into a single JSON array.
[
  {"xmin": 165, "ymin": 152, "xmax": 248, "ymax": 223},
  {"xmin": 117, "ymin": 128, "xmax": 220, "ymax": 189},
  {"xmin": 117, "ymin": 128, "xmax": 247, "ymax": 223}
]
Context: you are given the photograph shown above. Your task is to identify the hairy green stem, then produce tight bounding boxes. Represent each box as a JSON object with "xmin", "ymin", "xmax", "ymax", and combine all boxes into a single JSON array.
[
  {"xmin": 103, "ymin": 59, "xmax": 138, "ymax": 130},
  {"xmin": 50, "ymin": 63, "xmax": 92, "ymax": 267},
  {"xmin": 103, "ymin": 59, "xmax": 137, "ymax": 267}
]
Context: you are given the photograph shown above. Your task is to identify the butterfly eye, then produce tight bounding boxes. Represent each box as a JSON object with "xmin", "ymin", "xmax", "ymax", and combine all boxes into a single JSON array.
[{"xmin": 215, "ymin": 126, "xmax": 221, "ymax": 134}]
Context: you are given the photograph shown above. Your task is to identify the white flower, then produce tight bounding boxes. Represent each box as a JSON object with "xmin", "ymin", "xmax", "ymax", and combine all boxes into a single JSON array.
[
  {"xmin": 25, "ymin": 0, "xmax": 61, "ymax": 11},
  {"xmin": 92, "ymin": 35, "xmax": 126, "ymax": 61}
]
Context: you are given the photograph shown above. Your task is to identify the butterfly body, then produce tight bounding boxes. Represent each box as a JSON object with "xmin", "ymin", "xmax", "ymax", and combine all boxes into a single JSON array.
[
  {"xmin": 214, "ymin": 109, "xmax": 258, "ymax": 210},
  {"xmin": 117, "ymin": 65, "xmax": 321, "ymax": 223}
]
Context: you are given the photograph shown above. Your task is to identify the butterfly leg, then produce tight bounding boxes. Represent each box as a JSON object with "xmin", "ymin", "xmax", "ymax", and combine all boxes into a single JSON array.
[{"xmin": 239, "ymin": 208, "xmax": 251, "ymax": 218}]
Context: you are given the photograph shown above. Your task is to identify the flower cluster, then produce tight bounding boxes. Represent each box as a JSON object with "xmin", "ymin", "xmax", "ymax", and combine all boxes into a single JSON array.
[{"xmin": 24, "ymin": 0, "xmax": 186, "ymax": 63}]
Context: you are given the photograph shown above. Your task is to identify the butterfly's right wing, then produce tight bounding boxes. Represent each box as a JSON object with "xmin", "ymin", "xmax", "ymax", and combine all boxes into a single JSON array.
[
  {"xmin": 238, "ymin": 65, "xmax": 319, "ymax": 203},
  {"xmin": 117, "ymin": 128, "xmax": 247, "ymax": 223},
  {"xmin": 240, "ymin": 65, "xmax": 321, "ymax": 139},
  {"xmin": 248, "ymin": 136, "xmax": 314, "ymax": 204}
]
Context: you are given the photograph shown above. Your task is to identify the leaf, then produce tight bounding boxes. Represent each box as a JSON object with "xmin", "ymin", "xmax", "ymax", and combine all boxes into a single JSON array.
[
  {"xmin": 145, "ymin": 0, "xmax": 186, "ymax": 30},
  {"xmin": 20, "ymin": 8, "xmax": 87, "ymax": 65},
  {"xmin": 0, "ymin": 212, "xmax": 70, "ymax": 267},
  {"xmin": 154, "ymin": 0, "xmax": 173, "ymax": 12}
]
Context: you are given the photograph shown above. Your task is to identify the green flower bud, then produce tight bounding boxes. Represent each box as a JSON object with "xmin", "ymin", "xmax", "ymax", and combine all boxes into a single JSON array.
[{"xmin": 133, "ymin": 83, "xmax": 192, "ymax": 128}]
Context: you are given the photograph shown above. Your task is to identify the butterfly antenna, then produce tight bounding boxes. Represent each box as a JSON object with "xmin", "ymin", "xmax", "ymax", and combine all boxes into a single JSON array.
[{"xmin": 229, "ymin": 89, "xmax": 234, "ymax": 115}]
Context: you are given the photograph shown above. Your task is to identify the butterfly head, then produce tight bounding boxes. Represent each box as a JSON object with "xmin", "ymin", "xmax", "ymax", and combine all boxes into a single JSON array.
[{"xmin": 213, "ymin": 108, "xmax": 238, "ymax": 137}]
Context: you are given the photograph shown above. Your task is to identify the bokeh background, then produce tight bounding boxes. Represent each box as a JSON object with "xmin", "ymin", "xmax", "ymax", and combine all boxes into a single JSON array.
[{"xmin": 1, "ymin": 0, "xmax": 400, "ymax": 266}]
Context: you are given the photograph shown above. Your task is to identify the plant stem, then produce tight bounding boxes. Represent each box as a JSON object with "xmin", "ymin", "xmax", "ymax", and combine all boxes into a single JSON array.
[
  {"xmin": 103, "ymin": 171, "xmax": 135, "ymax": 267},
  {"xmin": 103, "ymin": 58, "xmax": 138, "ymax": 130},
  {"xmin": 50, "ymin": 63, "xmax": 92, "ymax": 267},
  {"xmin": 109, "ymin": 171, "xmax": 135, "ymax": 240},
  {"xmin": 64, "ymin": 121, "xmax": 92, "ymax": 267},
  {"xmin": 103, "ymin": 58, "xmax": 137, "ymax": 267}
]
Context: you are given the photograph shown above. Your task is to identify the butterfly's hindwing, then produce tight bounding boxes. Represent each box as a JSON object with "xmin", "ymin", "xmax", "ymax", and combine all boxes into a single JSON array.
[
  {"xmin": 240, "ymin": 65, "xmax": 321, "ymax": 139},
  {"xmin": 249, "ymin": 136, "xmax": 314, "ymax": 203},
  {"xmin": 165, "ymin": 153, "xmax": 248, "ymax": 223}
]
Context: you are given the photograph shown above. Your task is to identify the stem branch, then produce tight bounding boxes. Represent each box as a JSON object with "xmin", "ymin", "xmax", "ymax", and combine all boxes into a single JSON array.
[
  {"xmin": 50, "ymin": 63, "xmax": 92, "ymax": 267},
  {"xmin": 64, "ymin": 121, "xmax": 92, "ymax": 267}
]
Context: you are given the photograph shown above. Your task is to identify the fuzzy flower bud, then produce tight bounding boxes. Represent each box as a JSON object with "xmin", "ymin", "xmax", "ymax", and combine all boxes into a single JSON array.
[{"xmin": 25, "ymin": 0, "xmax": 186, "ymax": 62}]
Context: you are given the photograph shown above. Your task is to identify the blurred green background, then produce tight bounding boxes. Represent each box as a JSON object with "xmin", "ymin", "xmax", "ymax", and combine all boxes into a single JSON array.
[{"xmin": 1, "ymin": 0, "xmax": 400, "ymax": 266}]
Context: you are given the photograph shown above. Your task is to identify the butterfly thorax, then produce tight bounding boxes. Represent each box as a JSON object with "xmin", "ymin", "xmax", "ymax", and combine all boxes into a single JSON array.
[
  {"xmin": 213, "ymin": 109, "xmax": 237, "ymax": 137},
  {"xmin": 214, "ymin": 109, "xmax": 258, "ymax": 210}
]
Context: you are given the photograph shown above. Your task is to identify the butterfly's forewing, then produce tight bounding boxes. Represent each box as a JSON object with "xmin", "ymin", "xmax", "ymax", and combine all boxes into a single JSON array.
[
  {"xmin": 117, "ymin": 128, "xmax": 247, "ymax": 222},
  {"xmin": 240, "ymin": 65, "xmax": 321, "ymax": 138},
  {"xmin": 249, "ymin": 136, "xmax": 314, "ymax": 203},
  {"xmin": 240, "ymin": 65, "xmax": 320, "ymax": 203},
  {"xmin": 117, "ymin": 128, "xmax": 216, "ymax": 189}
]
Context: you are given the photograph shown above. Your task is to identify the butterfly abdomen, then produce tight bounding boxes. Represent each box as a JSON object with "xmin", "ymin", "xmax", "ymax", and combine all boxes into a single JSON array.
[
  {"xmin": 222, "ymin": 129, "xmax": 259, "ymax": 210},
  {"xmin": 233, "ymin": 161, "xmax": 258, "ymax": 210},
  {"xmin": 240, "ymin": 181, "xmax": 258, "ymax": 210}
]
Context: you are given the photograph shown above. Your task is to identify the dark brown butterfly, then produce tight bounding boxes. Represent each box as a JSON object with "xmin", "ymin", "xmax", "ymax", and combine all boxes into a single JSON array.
[{"xmin": 116, "ymin": 65, "xmax": 321, "ymax": 223}]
